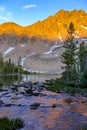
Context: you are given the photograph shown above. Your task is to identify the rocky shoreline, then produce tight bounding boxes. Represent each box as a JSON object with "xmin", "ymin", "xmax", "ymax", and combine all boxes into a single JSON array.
[{"xmin": 0, "ymin": 82, "xmax": 87, "ymax": 130}]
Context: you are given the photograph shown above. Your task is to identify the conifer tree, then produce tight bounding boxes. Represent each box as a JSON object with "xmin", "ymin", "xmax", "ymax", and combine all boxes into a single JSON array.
[
  {"xmin": 78, "ymin": 42, "xmax": 87, "ymax": 72},
  {"xmin": 0, "ymin": 53, "xmax": 3, "ymax": 74},
  {"xmin": 61, "ymin": 22, "xmax": 78, "ymax": 81}
]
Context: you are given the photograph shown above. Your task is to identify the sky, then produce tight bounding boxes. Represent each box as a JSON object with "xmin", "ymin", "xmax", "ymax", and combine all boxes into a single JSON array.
[{"xmin": 0, "ymin": 0, "xmax": 87, "ymax": 26}]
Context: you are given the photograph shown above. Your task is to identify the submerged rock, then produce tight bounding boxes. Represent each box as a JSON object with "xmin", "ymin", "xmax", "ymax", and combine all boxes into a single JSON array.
[
  {"xmin": 0, "ymin": 82, "xmax": 87, "ymax": 130},
  {"xmin": 0, "ymin": 100, "xmax": 4, "ymax": 106},
  {"xmin": 52, "ymin": 104, "xmax": 57, "ymax": 108},
  {"xmin": 63, "ymin": 98, "xmax": 74, "ymax": 104},
  {"xmin": 30, "ymin": 103, "xmax": 40, "ymax": 110}
]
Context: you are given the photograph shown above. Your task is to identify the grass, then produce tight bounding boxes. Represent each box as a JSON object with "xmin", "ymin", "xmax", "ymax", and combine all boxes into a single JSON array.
[
  {"xmin": 80, "ymin": 125, "xmax": 87, "ymax": 130},
  {"xmin": 46, "ymin": 78, "xmax": 87, "ymax": 94},
  {"xmin": 0, "ymin": 117, "xmax": 24, "ymax": 130}
]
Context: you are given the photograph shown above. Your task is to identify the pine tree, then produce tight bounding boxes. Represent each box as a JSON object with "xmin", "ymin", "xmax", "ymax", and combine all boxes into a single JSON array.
[
  {"xmin": 18, "ymin": 56, "xmax": 22, "ymax": 74},
  {"xmin": 61, "ymin": 22, "xmax": 78, "ymax": 81},
  {"xmin": 78, "ymin": 42, "xmax": 87, "ymax": 72},
  {"xmin": 0, "ymin": 53, "xmax": 3, "ymax": 74},
  {"xmin": 17, "ymin": 57, "xmax": 23, "ymax": 83}
]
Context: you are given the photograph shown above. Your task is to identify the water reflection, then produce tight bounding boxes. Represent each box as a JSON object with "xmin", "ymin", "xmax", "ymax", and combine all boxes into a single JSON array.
[
  {"xmin": 22, "ymin": 74, "xmax": 61, "ymax": 82},
  {"xmin": 0, "ymin": 74, "xmax": 22, "ymax": 88},
  {"xmin": 0, "ymin": 74, "xmax": 61, "ymax": 88}
]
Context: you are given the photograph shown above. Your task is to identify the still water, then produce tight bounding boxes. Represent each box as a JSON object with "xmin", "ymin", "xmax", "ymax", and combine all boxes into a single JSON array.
[
  {"xmin": 22, "ymin": 74, "xmax": 61, "ymax": 82},
  {"xmin": 0, "ymin": 74, "xmax": 61, "ymax": 87}
]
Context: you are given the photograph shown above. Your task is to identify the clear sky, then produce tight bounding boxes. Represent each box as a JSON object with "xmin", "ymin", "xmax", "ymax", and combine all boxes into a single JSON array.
[{"xmin": 0, "ymin": 0, "xmax": 87, "ymax": 26}]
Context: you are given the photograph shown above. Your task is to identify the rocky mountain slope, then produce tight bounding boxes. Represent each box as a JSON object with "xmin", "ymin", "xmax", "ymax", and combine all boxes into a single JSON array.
[
  {"xmin": 0, "ymin": 9, "xmax": 87, "ymax": 74},
  {"xmin": 0, "ymin": 10, "xmax": 87, "ymax": 40}
]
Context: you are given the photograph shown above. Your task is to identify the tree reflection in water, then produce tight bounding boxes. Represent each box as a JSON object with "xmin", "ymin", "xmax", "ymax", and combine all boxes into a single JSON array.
[{"xmin": 0, "ymin": 74, "xmax": 22, "ymax": 88}]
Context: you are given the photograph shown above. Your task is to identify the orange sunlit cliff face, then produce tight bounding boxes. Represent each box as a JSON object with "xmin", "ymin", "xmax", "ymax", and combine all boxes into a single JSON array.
[{"xmin": 0, "ymin": 9, "xmax": 87, "ymax": 40}]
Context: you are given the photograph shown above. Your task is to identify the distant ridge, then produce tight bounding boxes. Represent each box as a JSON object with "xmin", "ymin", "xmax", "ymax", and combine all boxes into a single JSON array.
[{"xmin": 0, "ymin": 9, "xmax": 87, "ymax": 40}]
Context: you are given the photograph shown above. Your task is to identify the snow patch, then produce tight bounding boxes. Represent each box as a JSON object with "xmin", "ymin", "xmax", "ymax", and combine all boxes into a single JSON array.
[
  {"xmin": 58, "ymin": 36, "xmax": 63, "ymax": 41},
  {"xmin": 20, "ymin": 53, "xmax": 36, "ymax": 67},
  {"xmin": 73, "ymin": 32, "xmax": 80, "ymax": 38},
  {"xmin": 20, "ymin": 44, "xmax": 26, "ymax": 47},
  {"xmin": 21, "ymin": 58, "xmax": 26, "ymax": 66},
  {"xmin": 23, "ymin": 68, "xmax": 62, "ymax": 74},
  {"xmin": 27, "ymin": 52, "xmax": 36, "ymax": 58},
  {"xmin": 58, "ymin": 34, "xmax": 63, "ymax": 42},
  {"xmin": 43, "ymin": 44, "xmax": 63, "ymax": 55},
  {"xmin": 3, "ymin": 47, "xmax": 15, "ymax": 55},
  {"xmin": 55, "ymin": 54, "xmax": 59, "ymax": 57},
  {"xmin": 58, "ymin": 23, "xmax": 61, "ymax": 25},
  {"xmin": 80, "ymin": 25, "xmax": 87, "ymax": 30}
]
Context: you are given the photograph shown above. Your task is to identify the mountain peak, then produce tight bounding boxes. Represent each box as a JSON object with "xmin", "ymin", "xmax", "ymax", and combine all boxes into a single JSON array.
[
  {"xmin": 0, "ymin": 22, "xmax": 22, "ymax": 27},
  {"xmin": 0, "ymin": 9, "xmax": 87, "ymax": 40}
]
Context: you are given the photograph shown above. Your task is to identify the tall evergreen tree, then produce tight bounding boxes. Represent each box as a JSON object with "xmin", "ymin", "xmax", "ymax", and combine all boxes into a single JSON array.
[
  {"xmin": 61, "ymin": 22, "xmax": 78, "ymax": 81},
  {"xmin": 18, "ymin": 56, "xmax": 22, "ymax": 74},
  {"xmin": 0, "ymin": 53, "xmax": 3, "ymax": 74},
  {"xmin": 78, "ymin": 42, "xmax": 87, "ymax": 72}
]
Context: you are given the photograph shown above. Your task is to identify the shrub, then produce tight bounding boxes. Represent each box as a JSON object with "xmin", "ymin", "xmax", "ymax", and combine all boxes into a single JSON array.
[
  {"xmin": 66, "ymin": 81, "xmax": 76, "ymax": 87},
  {"xmin": 0, "ymin": 117, "xmax": 23, "ymax": 130},
  {"xmin": 80, "ymin": 124, "xmax": 87, "ymax": 130},
  {"xmin": 80, "ymin": 70, "xmax": 87, "ymax": 88}
]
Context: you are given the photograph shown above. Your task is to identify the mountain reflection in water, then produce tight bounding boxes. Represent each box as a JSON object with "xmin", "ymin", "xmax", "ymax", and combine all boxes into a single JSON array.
[{"xmin": 0, "ymin": 74, "xmax": 61, "ymax": 88}]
